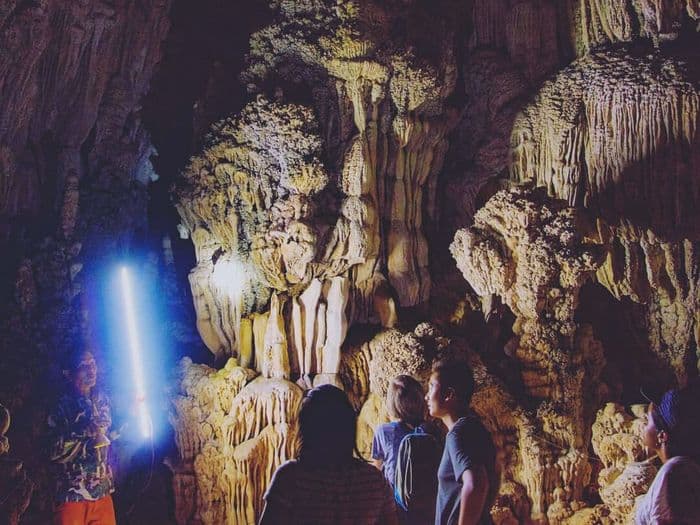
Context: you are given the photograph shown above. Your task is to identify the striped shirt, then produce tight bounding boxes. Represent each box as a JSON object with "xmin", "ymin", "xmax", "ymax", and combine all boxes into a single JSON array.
[{"xmin": 263, "ymin": 458, "xmax": 397, "ymax": 524}]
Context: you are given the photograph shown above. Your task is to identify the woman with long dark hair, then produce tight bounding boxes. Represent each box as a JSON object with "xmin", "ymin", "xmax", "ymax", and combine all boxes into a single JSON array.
[{"xmin": 260, "ymin": 384, "xmax": 398, "ymax": 524}]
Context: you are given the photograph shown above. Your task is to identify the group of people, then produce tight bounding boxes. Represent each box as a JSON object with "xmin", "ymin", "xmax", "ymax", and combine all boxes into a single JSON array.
[
  {"xmin": 46, "ymin": 349, "xmax": 700, "ymax": 525},
  {"xmin": 262, "ymin": 359, "xmax": 700, "ymax": 525},
  {"xmin": 261, "ymin": 359, "xmax": 496, "ymax": 525}
]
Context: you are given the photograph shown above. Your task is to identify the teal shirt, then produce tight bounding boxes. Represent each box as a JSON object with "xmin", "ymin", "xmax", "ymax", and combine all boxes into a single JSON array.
[{"xmin": 47, "ymin": 390, "xmax": 114, "ymax": 502}]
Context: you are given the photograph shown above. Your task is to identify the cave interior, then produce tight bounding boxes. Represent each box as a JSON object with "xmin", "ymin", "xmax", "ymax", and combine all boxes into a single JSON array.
[{"xmin": 1, "ymin": 0, "xmax": 699, "ymax": 523}]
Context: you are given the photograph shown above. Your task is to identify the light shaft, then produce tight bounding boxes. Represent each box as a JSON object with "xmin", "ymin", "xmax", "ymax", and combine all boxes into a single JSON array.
[{"xmin": 119, "ymin": 266, "xmax": 152, "ymax": 438}]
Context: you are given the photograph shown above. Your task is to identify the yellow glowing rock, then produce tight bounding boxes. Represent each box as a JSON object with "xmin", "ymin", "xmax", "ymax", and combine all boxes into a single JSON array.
[
  {"xmin": 451, "ymin": 186, "xmax": 606, "ymax": 520},
  {"xmin": 510, "ymin": 48, "xmax": 700, "ymax": 384},
  {"xmin": 589, "ymin": 403, "xmax": 657, "ymax": 523},
  {"xmin": 238, "ymin": 318, "xmax": 254, "ymax": 369},
  {"xmin": 261, "ymin": 293, "xmax": 290, "ymax": 380}
]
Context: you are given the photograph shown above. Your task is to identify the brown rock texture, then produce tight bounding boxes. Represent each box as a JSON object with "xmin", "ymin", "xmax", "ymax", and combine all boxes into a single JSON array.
[
  {"xmin": 511, "ymin": 46, "xmax": 700, "ymax": 385},
  {"xmin": 169, "ymin": 357, "xmax": 301, "ymax": 524},
  {"xmin": 451, "ymin": 186, "xmax": 606, "ymax": 521},
  {"xmin": 0, "ymin": 0, "xmax": 171, "ymax": 520}
]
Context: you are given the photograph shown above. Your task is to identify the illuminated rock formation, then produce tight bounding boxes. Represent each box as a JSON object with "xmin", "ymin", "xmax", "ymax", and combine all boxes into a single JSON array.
[
  {"xmin": 161, "ymin": 1, "xmax": 700, "ymax": 524},
  {"xmin": 169, "ymin": 357, "xmax": 301, "ymax": 525},
  {"xmin": 243, "ymin": 0, "xmax": 458, "ymax": 311},
  {"xmin": 583, "ymin": 403, "xmax": 657, "ymax": 523},
  {"xmin": 511, "ymin": 47, "xmax": 700, "ymax": 385},
  {"xmin": 451, "ymin": 186, "xmax": 606, "ymax": 521}
]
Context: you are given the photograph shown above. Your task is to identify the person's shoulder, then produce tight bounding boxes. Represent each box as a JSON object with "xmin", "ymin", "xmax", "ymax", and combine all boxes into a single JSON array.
[
  {"xmin": 449, "ymin": 415, "xmax": 493, "ymax": 451},
  {"xmin": 269, "ymin": 459, "xmax": 301, "ymax": 487},
  {"xmin": 274, "ymin": 459, "xmax": 300, "ymax": 475},
  {"xmin": 351, "ymin": 458, "xmax": 388, "ymax": 482},
  {"xmin": 452, "ymin": 414, "xmax": 487, "ymax": 435}
]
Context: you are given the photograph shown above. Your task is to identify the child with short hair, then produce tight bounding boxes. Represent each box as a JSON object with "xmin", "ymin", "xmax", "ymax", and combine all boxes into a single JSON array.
[{"xmin": 372, "ymin": 374, "xmax": 438, "ymax": 524}]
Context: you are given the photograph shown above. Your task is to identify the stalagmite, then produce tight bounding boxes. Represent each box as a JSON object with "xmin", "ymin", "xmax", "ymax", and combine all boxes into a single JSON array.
[
  {"xmin": 261, "ymin": 294, "xmax": 290, "ymax": 380},
  {"xmin": 298, "ymin": 278, "xmax": 323, "ymax": 386},
  {"xmin": 451, "ymin": 186, "xmax": 606, "ymax": 520},
  {"xmin": 318, "ymin": 276, "xmax": 349, "ymax": 378}
]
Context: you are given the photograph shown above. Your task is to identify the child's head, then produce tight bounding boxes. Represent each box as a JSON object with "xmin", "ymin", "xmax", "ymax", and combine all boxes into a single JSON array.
[{"xmin": 386, "ymin": 375, "xmax": 426, "ymax": 427}]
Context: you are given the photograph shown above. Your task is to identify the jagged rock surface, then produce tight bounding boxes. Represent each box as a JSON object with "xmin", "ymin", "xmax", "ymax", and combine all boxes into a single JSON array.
[
  {"xmin": 581, "ymin": 403, "xmax": 657, "ymax": 523},
  {"xmin": 169, "ymin": 357, "xmax": 302, "ymax": 525},
  {"xmin": 511, "ymin": 47, "xmax": 700, "ymax": 385},
  {"xmin": 0, "ymin": 3, "xmax": 171, "ymax": 519},
  {"xmin": 451, "ymin": 186, "xmax": 607, "ymax": 521}
]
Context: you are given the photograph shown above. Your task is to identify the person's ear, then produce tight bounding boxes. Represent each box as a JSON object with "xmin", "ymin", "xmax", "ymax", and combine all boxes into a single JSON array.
[
  {"xmin": 657, "ymin": 429, "xmax": 669, "ymax": 447},
  {"xmin": 444, "ymin": 387, "xmax": 455, "ymax": 402}
]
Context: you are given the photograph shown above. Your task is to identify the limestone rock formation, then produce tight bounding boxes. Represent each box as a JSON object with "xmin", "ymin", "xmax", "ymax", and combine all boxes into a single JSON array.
[
  {"xmin": 167, "ymin": 2, "xmax": 700, "ymax": 523},
  {"xmin": 451, "ymin": 186, "xmax": 607, "ymax": 521},
  {"xmin": 175, "ymin": 97, "xmax": 365, "ymax": 364},
  {"xmin": 584, "ymin": 403, "xmax": 657, "ymax": 523},
  {"xmin": 511, "ymin": 47, "xmax": 700, "ymax": 385},
  {"xmin": 170, "ymin": 7, "xmax": 464, "ymax": 519},
  {"xmin": 169, "ymin": 357, "xmax": 302, "ymax": 525},
  {"xmin": 243, "ymin": 0, "xmax": 459, "ymax": 312}
]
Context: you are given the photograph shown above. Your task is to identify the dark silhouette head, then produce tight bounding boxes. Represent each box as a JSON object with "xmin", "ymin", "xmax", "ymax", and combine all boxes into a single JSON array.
[{"xmin": 298, "ymin": 384, "xmax": 357, "ymax": 466}]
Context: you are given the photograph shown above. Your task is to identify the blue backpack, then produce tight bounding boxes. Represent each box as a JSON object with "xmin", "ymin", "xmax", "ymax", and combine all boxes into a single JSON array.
[{"xmin": 394, "ymin": 426, "xmax": 441, "ymax": 513}]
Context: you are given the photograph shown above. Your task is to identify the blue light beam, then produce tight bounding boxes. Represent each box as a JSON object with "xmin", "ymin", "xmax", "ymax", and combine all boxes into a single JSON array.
[{"xmin": 119, "ymin": 266, "xmax": 153, "ymax": 439}]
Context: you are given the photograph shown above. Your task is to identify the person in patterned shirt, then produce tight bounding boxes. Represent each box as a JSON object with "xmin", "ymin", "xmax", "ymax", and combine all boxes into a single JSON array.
[{"xmin": 47, "ymin": 350, "xmax": 116, "ymax": 525}]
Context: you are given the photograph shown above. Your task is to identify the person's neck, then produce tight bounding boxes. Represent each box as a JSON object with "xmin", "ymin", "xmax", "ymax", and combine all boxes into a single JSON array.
[{"xmin": 441, "ymin": 408, "xmax": 468, "ymax": 431}]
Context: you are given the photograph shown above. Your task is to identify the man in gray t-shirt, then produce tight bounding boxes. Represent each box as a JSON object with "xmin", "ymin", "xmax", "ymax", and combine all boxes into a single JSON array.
[{"xmin": 426, "ymin": 359, "xmax": 496, "ymax": 525}]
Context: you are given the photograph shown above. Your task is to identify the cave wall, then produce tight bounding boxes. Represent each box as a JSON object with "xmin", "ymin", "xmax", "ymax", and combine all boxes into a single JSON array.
[
  {"xmin": 170, "ymin": 1, "xmax": 700, "ymax": 524},
  {"xmin": 0, "ymin": 0, "xmax": 171, "ymax": 521}
]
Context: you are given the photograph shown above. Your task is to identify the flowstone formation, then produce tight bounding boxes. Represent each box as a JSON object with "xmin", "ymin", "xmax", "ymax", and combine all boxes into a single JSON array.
[
  {"xmin": 171, "ymin": 3, "xmax": 461, "ymax": 520},
  {"xmin": 511, "ymin": 47, "xmax": 700, "ymax": 386},
  {"xmin": 169, "ymin": 357, "xmax": 301, "ymax": 525},
  {"xmin": 168, "ymin": 1, "xmax": 700, "ymax": 524},
  {"xmin": 451, "ymin": 186, "xmax": 606, "ymax": 522},
  {"xmin": 585, "ymin": 403, "xmax": 657, "ymax": 523}
]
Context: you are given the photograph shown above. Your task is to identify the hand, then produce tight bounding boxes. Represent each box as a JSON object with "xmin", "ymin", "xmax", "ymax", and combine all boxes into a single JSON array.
[{"xmin": 88, "ymin": 421, "xmax": 109, "ymax": 438}]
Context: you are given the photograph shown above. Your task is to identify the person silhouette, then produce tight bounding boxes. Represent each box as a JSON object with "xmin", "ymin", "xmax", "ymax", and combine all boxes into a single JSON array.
[{"xmin": 260, "ymin": 384, "xmax": 398, "ymax": 525}]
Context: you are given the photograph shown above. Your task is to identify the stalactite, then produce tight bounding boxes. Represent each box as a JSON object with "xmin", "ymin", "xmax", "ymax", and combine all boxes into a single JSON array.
[{"xmin": 511, "ymin": 47, "xmax": 700, "ymax": 383}]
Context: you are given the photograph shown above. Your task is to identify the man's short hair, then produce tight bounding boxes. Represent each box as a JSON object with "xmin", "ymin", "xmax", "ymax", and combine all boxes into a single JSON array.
[{"xmin": 432, "ymin": 358, "xmax": 475, "ymax": 406}]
